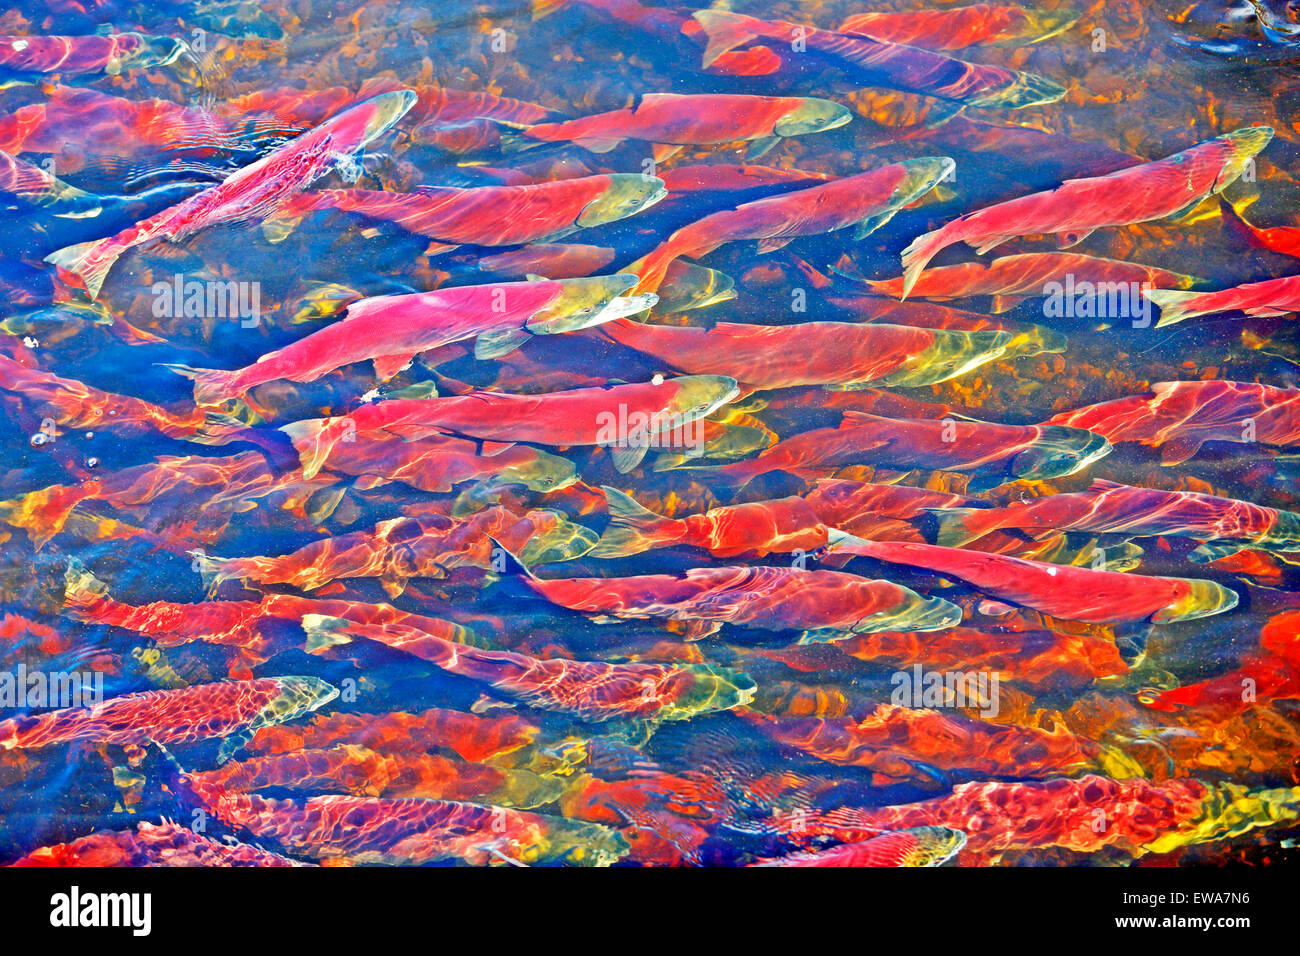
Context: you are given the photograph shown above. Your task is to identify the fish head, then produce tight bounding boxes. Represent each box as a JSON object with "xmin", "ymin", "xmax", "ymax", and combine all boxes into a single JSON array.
[
  {"xmin": 518, "ymin": 512, "xmax": 599, "ymax": 564},
  {"xmin": 892, "ymin": 156, "xmax": 956, "ymax": 207},
  {"xmin": 882, "ymin": 328, "xmax": 1013, "ymax": 386},
  {"xmin": 267, "ymin": 676, "xmax": 340, "ymax": 722},
  {"xmin": 541, "ymin": 822, "xmax": 632, "ymax": 867},
  {"xmin": 968, "ymin": 71, "xmax": 1066, "ymax": 109},
  {"xmin": 575, "ymin": 174, "xmax": 668, "ymax": 227},
  {"xmin": 852, "ymin": 589, "xmax": 963, "ymax": 635},
  {"xmin": 494, "ymin": 448, "xmax": 579, "ymax": 493},
  {"xmin": 773, "ymin": 98, "xmax": 852, "ymax": 137},
  {"xmin": 346, "ymin": 89, "xmax": 419, "ymax": 151},
  {"xmin": 908, "ymin": 826, "xmax": 968, "ymax": 866},
  {"xmin": 526, "ymin": 273, "xmax": 654, "ymax": 334},
  {"xmin": 1007, "ymin": 324, "xmax": 1069, "ymax": 357},
  {"xmin": 1213, "ymin": 126, "xmax": 1275, "ymax": 191},
  {"xmin": 1008, "ymin": 426, "xmax": 1112, "ymax": 481},
  {"xmin": 655, "ymin": 263, "xmax": 737, "ymax": 312},
  {"xmin": 139, "ymin": 35, "xmax": 193, "ymax": 68},
  {"xmin": 1152, "ymin": 579, "xmax": 1239, "ymax": 624},
  {"xmin": 659, "ymin": 663, "xmax": 757, "ymax": 720},
  {"xmin": 664, "ymin": 374, "xmax": 742, "ymax": 424}
]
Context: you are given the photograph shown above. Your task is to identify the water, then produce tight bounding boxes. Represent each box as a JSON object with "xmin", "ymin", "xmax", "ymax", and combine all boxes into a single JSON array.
[{"xmin": 0, "ymin": 0, "xmax": 1298, "ymax": 866}]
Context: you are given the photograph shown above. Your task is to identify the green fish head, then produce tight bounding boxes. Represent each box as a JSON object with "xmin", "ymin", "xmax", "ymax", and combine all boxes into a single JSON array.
[
  {"xmin": 139, "ymin": 34, "xmax": 193, "ymax": 68},
  {"xmin": 265, "ymin": 676, "xmax": 340, "ymax": 723},
  {"xmin": 666, "ymin": 374, "xmax": 741, "ymax": 423},
  {"xmin": 1152, "ymin": 579, "xmax": 1240, "ymax": 624},
  {"xmin": 968, "ymin": 71, "xmax": 1066, "ymax": 110},
  {"xmin": 893, "ymin": 156, "xmax": 956, "ymax": 206},
  {"xmin": 1214, "ymin": 126, "xmax": 1275, "ymax": 192},
  {"xmin": 658, "ymin": 663, "xmax": 757, "ymax": 720},
  {"xmin": 526, "ymin": 273, "xmax": 654, "ymax": 334},
  {"xmin": 494, "ymin": 448, "xmax": 579, "ymax": 493},
  {"xmin": 773, "ymin": 98, "xmax": 852, "ymax": 137},
  {"xmin": 654, "ymin": 263, "xmax": 737, "ymax": 313},
  {"xmin": 1010, "ymin": 426, "xmax": 1113, "ymax": 481},
  {"xmin": 882, "ymin": 328, "xmax": 1012, "ymax": 387},
  {"xmin": 356, "ymin": 89, "xmax": 419, "ymax": 148},
  {"xmin": 519, "ymin": 513, "xmax": 599, "ymax": 564},
  {"xmin": 575, "ymin": 174, "xmax": 668, "ymax": 227}
]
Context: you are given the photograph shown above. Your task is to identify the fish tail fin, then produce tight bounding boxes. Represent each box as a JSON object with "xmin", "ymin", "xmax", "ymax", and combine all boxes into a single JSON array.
[
  {"xmin": 918, "ymin": 507, "xmax": 998, "ymax": 547},
  {"xmin": 300, "ymin": 614, "xmax": 358, "ymax": 655},
  {"xmin": 280, "ymin": 417, "xmax": 348, "ymax": 480},
  {"xmin": 1144, "ymin": 288, "xmax": 1202, "ymax": 327},
  {"xmin": 486, "ymin": 536, "xmax": 537, "ymax": 579},
  {"xmin": 1219, "ymin": 194, "xmax": 1263, "ymax": 247},
  {"xmin": 592, "ymin": 486, "xmax": 685, "ymax": 558},
  {"xmin": 531, "ymin": 0, "xmax": 570, "ymax": 19},
  {"xmin": 493, "ymin": 124, "xmax": 544, "ymax": 154},
  {"xmin": 0, "ymin": 485, "xmax": 91, "ymax": 550},
  {"xmin": 189, "ymin": 549, "xmax": 242, "ymax": 592},
  {"xmin": 690, "ymin": 10, "xmax": 758, "ymax": 68},
  {"xmin": 44, "ymin": 239, "xmax": 116, "ymax": 300},
  {"xmin": 899, "ymin": 225, "xmax": 953, "ymax": 300},
  {"xmin": 157, "ymin": 363, "xmax": 242, "ymax": 407},
  {"xmin": 261, "ymin": 207, "xmax": 303, "ymax": 243},
  {"xmin": 62, "ymin": 558, "xmax": 111, "ymax": 618},
  {"xmin": 626, "ymin": 243, "xmax": 680, "ymax": 297}
]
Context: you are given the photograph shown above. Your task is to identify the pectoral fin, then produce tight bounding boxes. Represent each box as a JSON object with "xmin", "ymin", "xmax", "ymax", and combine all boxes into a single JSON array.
[
  {"xmin": 756, "ymin": 235, "xmax": 794, "ymax": 254},
  {"xmin": 373, "ymin": 351, "xmax": 418, "ymax": 380},
  {"xmin": 745, "ymin": 136, "xmax": 780, "ymax": 160},
  {"xmin": 475, "ymin": 329, "xmax": 531, "ymax": 359}
]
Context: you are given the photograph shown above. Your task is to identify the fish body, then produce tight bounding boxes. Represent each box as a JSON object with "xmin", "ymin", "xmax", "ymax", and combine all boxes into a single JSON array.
[
  {"xmin": 929, "ymin": 477, "xmax": 1300, "ymax": 556},
  {"xmin": 753, "ymin": 826, "xmax": 967, "ymax": 866},
  {"xmin": 1146, "ymin": 273, "xmax": 1300, "ymax": 325},
  {"xmin": 10, "ymin": 821, "xmax": 306, "ymax": 867},
  {"xmin": 262, "ymin": 172, "xmax": 667, "ymax": 245},
  {"xmin": 593, "ymin": 486, "xmax": 829, "ymax": 558},
  {"xmin": 830, "ymin": 535, "xmax": 1238, "ymax": 624},
  {"xmin": 0, "ymin": 677, "xmax": 337, "ymax": 753},
  {"xmin": 175, "ymin": 274, "xmax": 653, "ymax": 405},
  {"xmin": 514, "ymin": 561, "xmax": 961, "ymax": 641},
  {"xmin": 838, "ymin": 4, "xmax": 1079, "ymax": 49},
  {"xmin": 690, "ymin": 10, "xmax": 1065, "ymax": 108},
  {"xmin": 44, "ymin": 90, "xmax": 417, "ymax": 298},
  {"xmin": 632, "ymin": 159, "xmax": 953, "ymax": 292},
  {"xmin": 0, "ymin": 33, "xmax": 189, "ymax": 88},
  {"xmin": 1047, "ymin": 380, "xmax": 1300, "ymax": 463},
  {"xmin": 518, "ymin": 92, "xmax": 850, "ymax": 153},
  {"xmin": 695, "ymin": 411, "xmax": 1111, "ymax": 489},
  {"xmin": 600, "ymin": 317, "xmax": 1011, "ymax": 390},
  {"xmin": 281, "ymin": 374, "xmax": 740, "ymax": 478},
  {"xmin": 900, "ymin": 127, "xmax": 1275, "ymax": 296},
  {"xmin": 301, "ymin": 614, "xmax": 756, "ymax": 722}
]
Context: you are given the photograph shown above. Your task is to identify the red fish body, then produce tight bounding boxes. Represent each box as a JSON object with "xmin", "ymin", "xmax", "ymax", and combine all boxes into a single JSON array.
[
  {"xmin": 0, "ymin": 33, "xmax": 188, "ymax": 87},
  {"xmin": 517, "ymin": 92, "xmax": 850, "ymax": 153},
  {"xmin": 175, "ymin": 274, "xmax": 648, "ymax": 406},
  {"xmin": 10, "ymin": 821, "xmax": 306, "ymax": 867},
  {"xmin": 515, "ymin": 562, "xmax": 961, "ymax": 640},
  {"xmin": 690, "ymin": 10, "xmax": 1065, "ymax": 108},
  {"xmin": 740, "ymin": 704, "xmax": 1097, "ymax": 780},
  {"xmin": 281, "ymin": 374, "xmax": 739, "ymax": 478},
  {"xmin": 197, "ymin": 506, "xmax": 596, "ymax": 594},
  {"xmin": 752, "ymin": 826, "xmax": 967, "ymax": 867},
  {"xmin": 593, "ymin": 486, "xmax": 829, "ymax": 558},
  {"xmin": 838, "ymin": 5, "xmax": 1077, "ymax": 49},
  {"xmin": 929, "ymin": 477, "xmax": 1300, "ymax": 556},
  {"xmin": 697, "ymin": 411, "xmax": 1111, "ymax": 489},
  {"xmin": 830, "ymin": 536, "xmax": 1238, "ymax": 624},
  {"xmin": 181, "ymin": 784, "xmax": 627, "ymax": 865},
  {"xmin": 0, "ymin": 677, "xmax": 337, "ymax": 755},
  {"xmin": 301, "ymin": 615, "xmax": 756, "ymax": 722},
  {"xmin": 261, "ymin": 172, "xmax": 666, "ymax": 246},
  {"xmin": 600, "ymin": 317, "xmax": 1011, "ymax": 390},
  {"xmin": 900, "ymin": 127, "xmax": 1274, "ymax": 295},
  {"xmin": 45, "ymin": 90, "xmax": 417, "ymax": 298},
  {"xmin": 866, "ymin": 252, "xmax": 1198, "ymax": 309},
  {"xmin": 803, "ymin": 479, "xmax": 988, "ymax": 541},
  {"xmin": 1047, "ymin": 380, "xmax": 1300, "ymax": 464},
  {"xmin": 632, "ymin": 159, "xmax": 952, "ymax": 293},
  {"xmin": 1147, "ymin": 273, "xmax": 1300, "ymax": 325}
]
